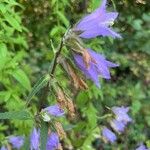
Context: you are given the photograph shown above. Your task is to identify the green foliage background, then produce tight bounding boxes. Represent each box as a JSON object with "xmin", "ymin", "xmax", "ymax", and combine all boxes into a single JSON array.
[{"xmin": 0, "ymin": 0, "xmax": 150, "ymax": 149}]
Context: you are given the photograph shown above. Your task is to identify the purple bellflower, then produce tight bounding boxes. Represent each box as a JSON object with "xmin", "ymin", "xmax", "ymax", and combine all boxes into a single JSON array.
[
  {"xmin": 110, "ymin": 119, "xmax": 126, "ymax": 133},
  {"xmin": 102, "ymin": 127, "xmax": 117, "ymax": 143},
  {"xmin": 0, "ymin": 146, "xmax": 7, "ymax": 150},
  {"xmin": 8, "ymin": 136, "xmax": 24, "ymax": 149},
  {"xmin": 46, "ymin": 132, "xmax": 59, "ymax": 150},
  {"xmin": 75, "ymin": 0, "xmax": 121, "ymax": 39},
  {"xmin": 43, "ymin": 105, "xmax": 64, "ymax": 117},
  {"xmin": 74, "ymin": 48, "xmax": 118, "ymax": 87},
  {"xmin": 30, "ymin": 127, "xmax": 40, "ymax": 150},
  {"xmin": 136, "ymin": 144, "xmax": 148, "ymax": 150},
  {"xmin": 112, "ymin": 106, "xmax": 132, "ymax": 124}
]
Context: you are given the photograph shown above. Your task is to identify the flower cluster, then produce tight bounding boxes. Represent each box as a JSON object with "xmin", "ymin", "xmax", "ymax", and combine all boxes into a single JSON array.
[
  {"xmin": 102, "ymin": 106, "xmax": 132, "ymax": 143},
  {"xmin": 65, "ymin": 0, "xmax": 121, "ymax": 88},
  {"xmin": 0, "ymin": 105, "xmax": 64, "ymax": 150},
  {"xmin": 30, "ymin": 128, "xmax": 60, "ymax": 150},
  {"xmin": 30, "ymin": 104, "xmax": 64, "ymax": 150}
]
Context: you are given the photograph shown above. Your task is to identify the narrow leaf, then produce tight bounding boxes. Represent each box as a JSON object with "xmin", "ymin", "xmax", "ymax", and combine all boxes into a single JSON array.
[
  {"xmin": 40, "ymin": 121, "xmax": 48, "ymax": 150},
  {"xmin": 26, "ymin": 74, "xmax": 50, "ymax": 105},
  {"xmin": 57, "ymin": 11, "xmax": 69, "ymax": 27},
  {"xmin": 0, "ymin": 110, "xmax": 31, "ymax": 120},
  {"xmin": 21, "ymin": 135, "xmax": 30, "ymax": 150}
]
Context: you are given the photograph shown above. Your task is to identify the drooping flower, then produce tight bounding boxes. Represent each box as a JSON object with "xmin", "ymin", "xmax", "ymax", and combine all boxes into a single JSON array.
[
  {"xmin": 110, "ymin": 119, "xmax": 126, "ymax": 133},
  {"xmin": 30, "ymin": 127, "xmax": 40, "ymax": 150},
  {"xmin": 0, "ymin": 146, "xmax": 7, "ymax": 150},
  {"xmin": 102, "ymin": 127, "xmax": 117, "ymax": 143},
  {"xmin": 112, "ymin": 106, "xmax": 132, "ymax": 124},
  {"xmin": 74, "ymin": 48, "xmax": 118, "ymax": 87},
  {"xmin": 8, "ymin": 136, "xmax": 24, "ymax": 149},
  {"xmin": 43, "ymin": 105, "xmax": 64, "ymax": 117},
  {"xmin": 136, "ymin": 144, "xmax": 148, "ymax": 150},
  {"xmin": 46, "ymin": 132, "xmax": 59, "ymax": 150},
  {"xmin": 75, "ymin": 0, "xmax": 121, "ymax": 39}
]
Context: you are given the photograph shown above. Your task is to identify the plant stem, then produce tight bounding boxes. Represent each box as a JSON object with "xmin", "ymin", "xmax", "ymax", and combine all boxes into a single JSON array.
[{"xmin": 38, "ymin": 37, "xmax": 64, "ymax": 110}]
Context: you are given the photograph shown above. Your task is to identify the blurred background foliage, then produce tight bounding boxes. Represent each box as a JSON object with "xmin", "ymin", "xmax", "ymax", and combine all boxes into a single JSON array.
[{"xmin": 0, "ymin": 0, "xmax": 150, "ymax": 149}]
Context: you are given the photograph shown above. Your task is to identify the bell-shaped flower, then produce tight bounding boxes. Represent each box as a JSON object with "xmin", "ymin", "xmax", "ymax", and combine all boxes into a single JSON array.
[
  {"xmin": 110, "ymin": 119, "xmax": 126, "ymax": 133},
  {"xmin": 46, "ymin": 132, "xmax": 59, "ymax": 150},
  {"xmin": 136, "ymin": 144, "xmax": 148, "ymax": 150},
  {"xmin": 75, "ymin": 0, "xmax": 121, "ymax": 39},
  {"xmin": 43, "ymin": 105, "xmax": 64, "ymax": 117},
  {"xmin": 30, "ymin": 127, "xmax": 40, "ymax": 150},
  {"xmin": 74, "ymin": 48, "xmax": 118, "ymax": 87},
  {"xmin": 0, "ymin": 146, "xmax": 7, "ymax": 150},
  {"xmin": 102, "ymin": 127, "xmax": 117, "ymax": 143},
  {"xmin": 8, "ymin": 136, "xmax": 24, "ymax": 149},
  {"xmin": 112, "ymin": 106, "xmax": 132, "ymax": 124}
]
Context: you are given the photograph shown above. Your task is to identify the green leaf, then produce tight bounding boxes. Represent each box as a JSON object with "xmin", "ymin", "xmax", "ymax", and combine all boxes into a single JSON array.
[
  {"xmin": 0, "ymin": 110, "xmax": 31, "ymax": 120},
  {"xmin": 4, "ymin": 12, "xmax": 22, "ymax": 32},
  {"xmin": 0, "ymin": 43, "xmax": 7, "ymax": 58},
  {"xmin": 12, "ymin": 69, "xmax": 31, "ymax": 91},
  {"xmin": 0, "ymin": 3, "xmax": 6, "ymax": 13},
  {"xmin": 56, "ymin": 11, "xmax": 69, "ymax": 27},
  {"xmin": 26, "ymin": 74, "xmax": 50, "ymax": 105},
  {"xmin": 40, "ymin": 121, "xmax": 48, "ymax": 150},
  {"xmin": 21, "ymin": 135, "xmax": 30, "ymax": 150}
]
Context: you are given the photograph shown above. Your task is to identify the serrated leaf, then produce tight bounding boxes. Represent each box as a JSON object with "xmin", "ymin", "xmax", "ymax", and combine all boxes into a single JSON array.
[
  {"xmin": 40, "ymin": 121, "xmax": 48, "ymax": 150},
  {"xmin": 12, "ymin": 69, "xmax": 31, "ymax": 91},
  {"xmin": 26, "ymin": 74, "xmax": 50, "ymax": 105},
  {"xmin": 0, "ymin": 110, "xmax": 31, "ymax": 120},
  {"xmin": 4, "ymin": 12, "xmax": 22, "ymax": 31}
]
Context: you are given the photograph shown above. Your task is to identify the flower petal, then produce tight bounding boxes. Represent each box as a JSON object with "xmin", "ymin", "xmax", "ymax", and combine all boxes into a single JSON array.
[{"xmin": 44, "ymin": 105, "xmax": 64, "ymax": 117}]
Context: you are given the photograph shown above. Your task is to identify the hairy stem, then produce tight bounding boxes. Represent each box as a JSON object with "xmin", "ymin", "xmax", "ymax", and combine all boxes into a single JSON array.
[{"xmin": 38, "ymin": 37, "xmax": 64, "ymax": 110}]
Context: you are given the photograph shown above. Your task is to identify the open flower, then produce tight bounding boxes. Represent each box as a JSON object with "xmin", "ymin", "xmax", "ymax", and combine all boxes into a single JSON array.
[
  {"xmin": 46, "ymin": 132, "xmax": 59, "ymax": 150},
  {"xmin": 8, "ymin": 136, "xmax": 24, "ymax": 149},
  {"xmin": 75, "ymin": 0, "xmax": 121, "ymax": 39},
  {"xmin": 102, "ymin": 127, "xmax": 117, "ymax": 143},
  {"xmin": 43, "ymin": 105, "xmax": 64, "ymax": 117},
  {"xmin": 74, "ymin": 48, "xmax": 118, "ymax": 87},
  {"xmin": 110, "ymin": 119, "xmax": 126, "ymax": 133},
  {"xmin": 30, "ymin": 128, "xmax": 40, "ymax": 150},
  {"xmin": 112, "ymin": 106, "xmax": 132, "ymax": 124}
]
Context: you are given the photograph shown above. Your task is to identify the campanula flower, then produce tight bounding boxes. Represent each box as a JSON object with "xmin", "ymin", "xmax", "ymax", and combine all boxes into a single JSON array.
[
  {"xmin": 136, "ymin": 144, "xmax": 148, "ymax": 150},
  {"xmin": 112, "ymin": 106, "xmax": 132, "ymax": 124},
  {"xmin": 46, "ymin": 132, "xmax": 59, "ymax": 150},
  {"xmin": 0, "ymin": 146, "xmax": 7, "ymax": 150},
  {"xmin": 74, "ymin": 48, "xmax": 118, "ymax": 87},
  {"xmin": 30, "ymin": 128, "xmax": 40, "ymax": 150},
  {"xmin": 43, "ymin": 105, "xmax": 64, "ymax": 117},
  {"xmin": 110, "ymin": 119, "xmax": 126, "ymax": 133},
  {"xmin": 102, "ymin": 127, "xmax": 117, "ymax": 143},
  {"xmin": 75, "ymin": 0, "xmax": 121, "ymax": 39},
  {"xmin": 8, "ymin": 136, "xmax": 24, "ymax": 149}
]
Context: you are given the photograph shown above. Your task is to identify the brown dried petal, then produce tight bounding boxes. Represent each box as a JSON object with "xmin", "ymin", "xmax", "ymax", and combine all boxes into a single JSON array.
[
  {"xmin": 67, "ymin": 63, "xmax": 88, "ymax": 90},
  {"xmin": 55, "ymin": 122, "xmax": 66, "ymax": 139},
  {"xmin": 66, "ymin": 97, "xmax": 75, "ymax": 118},
  {"xmin": 56, "ymin": 87, "xmax": 67, "ymax": 109},
  {"xmin": 82, "ymin": 49, "xmax": 97, "ymax": 68}
]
